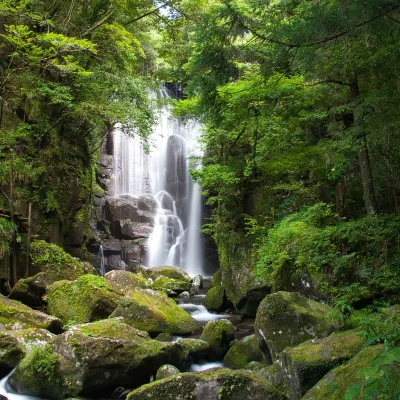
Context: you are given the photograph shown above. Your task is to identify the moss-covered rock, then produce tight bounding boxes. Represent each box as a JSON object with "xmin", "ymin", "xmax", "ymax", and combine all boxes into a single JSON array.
[
  {"xmin": 9, "ymin": 272, "xmax": 48, "ymax": 307},
  {"xmin": 254, "ymin": 361, "xmax": 287, "ymax": 396},
  {"xmin": 0, "ymin": 328, "xmax": 53, "ymax": 374},
  {"xmin": 46, "ymin": 275, "xmax": 120, "ymax": 325},
  {"xmin": 127, "ymin": 368, "xmax": 286, "ymax": 400},
  {"xmin": 203, "ymin": 286, "xmax": 226, "ymax": 311},
  {"xmin": 155, "ymin": 332, "xmax": 174, "ymax": 342},
  {"xmin": 210, "ymin": 269, "xmax": 222, "ymax": 288},
  {"xmin": 10, "ymin": 318, "xmax": 189, "ymax": 398},
  {"xmin": 152, "ymin": 276, "xmax": 191, "ymax": 294},
  {"xmin": 224, "ymin": 334, "xmax": 267, "ymax": 369},
  {"xmin": 178, "ymin": 338, "xmax": 211, "ymax": 363},
  {"xmin": 255, "ymin": 292, "xmax": 339, "ymax": 362},
  {"xmin": 30, "ymin": 240, "xmax": 96, "ymax": 283},
  {"xmin": 156, "ymin": 364, "xmax": 180, "ymax": 380},
  {"xmin": 302, "ymin": 345, "xmax": 393, "ymax": 400},
  {"xmin": 110, "ymin": 288, "xmax": 202, "ymax": 335},
  {"xmin": 200, "ymin": 319, "xmax": 235, "ymax": 360},
  {"xmin": 282, "ymin": 329, "xmax": 365, "ymax": 399},
  {"xmin": 0, "ymin": 294, "xmax": 62, "ymax": 333},
  {"xmin": 146, "ymin": 265, "xmax": 191, "ymax": 282},
  {"xmin": 104, "ymin": 270, "xmax": 150, "ymax": 294}
]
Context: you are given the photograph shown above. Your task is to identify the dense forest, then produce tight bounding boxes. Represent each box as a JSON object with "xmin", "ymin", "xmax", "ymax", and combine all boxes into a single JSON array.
[{"xmin": 0, "ymin": 0, "xmax": 400, "ymax": 399}]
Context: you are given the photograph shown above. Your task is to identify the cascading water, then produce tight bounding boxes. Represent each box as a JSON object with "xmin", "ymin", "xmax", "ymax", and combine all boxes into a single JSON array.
[{"xmin": 113, "ymin": 87, "xmax": 203, "ymax": 276}]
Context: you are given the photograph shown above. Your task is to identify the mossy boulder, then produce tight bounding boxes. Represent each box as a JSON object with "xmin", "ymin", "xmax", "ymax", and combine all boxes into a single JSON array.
[
  {"xmin": 302, "ymin": 345, "xmax": 396, "ymax": 400},
  {"xmin": 146, "ymin": 265, "xmax": 191, "ymax": 281},
  {"xmin": 126, "ymin": 368, "xmax": 286, "ymax": 400},
  {"xmin": 155, "ymin": 332, "xmax": 174, "ymax": 342},
  {"xmin": 104, "ymin": 270, "xmax": 150, "ymax": 295},
  {"xmin": 224, "ymin": 334, "xmax": 267, "ymax": 369},
  {"xmin": 46, "ymin": 275, "xmax": 120, "ymax": 325},
  {"xmin": 210, "ymin": 269, "xmax": 222, "ymax": 288},
  {"xmin": 200, "ymin": 319, "xmax": 235, "ymax": 360},
  {"xmin": 152, "ymin": 276, "xmax": 191, "ymax": 294},
  {"xmin": 30, "ymin": 240, "xmax": 96, "ymax": 283},
  {"xmin": 282, "ymin": 329, "xmax": 365, "ymax": 399},
  {"xmin": 10, "ymin": 318, "xmax": 189, "ymax": 398},
  {"xmin": 110, "ymin": 288, "xmax": 202, "ymax": 335},
  {"xmin": 203, "ymin": 286, "xmax": 226, "ymax": 311},
  {"xmin": 0, "ymin": 294, "xmax": 62, "ymax": 333},
  {"xmin": 9, "ymin": 272, "xmax": 48, "ymax": 307},
  {"xmin": 178, "ymin": 338, "xmax": 211, "ymax": 363},
  {"xmin": 255, "ymin": 292, "xmax": 339, "ymax": 362},
  {"xmin": 254, "ymin": 361, "xmax": 287, "ymax": 396},
  {"xmin": 156, "ymin": 364, "xmax": 180, "ymax": 380},
  {"xmin": 0, "ymin": 328, "xmax": 53, "ymax": 374}
]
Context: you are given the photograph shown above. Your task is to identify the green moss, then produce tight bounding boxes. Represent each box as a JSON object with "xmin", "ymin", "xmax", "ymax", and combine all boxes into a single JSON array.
[
  {"xmin": 211, "ymin": 269, "xmax": 222, "ymax": 288},
  {"xmin": 146, "ymin": 266, "xmax": 191, "ymax": 282},
  {"xmin": 223, "ymin": 334, "xmax": 266, "ymax": 369},
  {"xmin": 110, "ymin": 289, "xmax": 201, "ymax": 335},
  {"xmin": 152, "ymin": 276, "xmax": 191, "ymax": 293},
  {"xmin": 200, "ymin": 319, "xmax": 234, "ymax": 359},
  {"xmin": 12, "ymin": 344, "xmax": 80, "ymax": 399},
  {"xmin": 46, "ymin": 275, "xmax": 120, "ymax": 325},
  {"xmin": 204, "ymin": 286, "xmax": 226, "ymax": 311},
  {"xmin": 104, "ymin": 270, "xmax": 150, "ymax": 295}
]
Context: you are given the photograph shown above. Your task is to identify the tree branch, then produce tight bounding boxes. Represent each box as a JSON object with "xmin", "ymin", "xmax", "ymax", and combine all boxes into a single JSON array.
[
  {"xmin": 82, "ymin": 8, "xmax": 114, "ymax": 37},
  {"xmin": 124, "ymin": 2, "xmax": 169, "ymax": 27}
]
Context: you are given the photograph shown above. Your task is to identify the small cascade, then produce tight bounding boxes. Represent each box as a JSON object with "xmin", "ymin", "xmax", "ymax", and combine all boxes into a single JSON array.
[
  {"xmin": 99, "ymin": 245, "xmax": 106, "ymax": 277},
  {"xmin": 112, "ymin": 87, "xmax": 204, "ymax": 275},
  {"xmin": 0, "ymin": 370, "xmax": 40, "ymax": 400}
]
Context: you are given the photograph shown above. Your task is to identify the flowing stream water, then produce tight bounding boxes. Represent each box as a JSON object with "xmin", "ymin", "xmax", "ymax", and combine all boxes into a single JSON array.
[{"xmin": 113, "ymin": 87, "xmax": 203, "ymax": 276}]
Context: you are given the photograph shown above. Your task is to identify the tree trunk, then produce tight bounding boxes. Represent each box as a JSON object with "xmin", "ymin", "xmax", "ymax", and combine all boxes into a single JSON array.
[
  {"xmin": 350, "ymin": 78, "xmax": 378, "ymax": 216},
  {"xmin": 335, "ymin": 180, "xmax": 345, "ymax": 219},
  {"xmin": 9, "ymin": 156, "xmax": 17, "ymax": 285}
]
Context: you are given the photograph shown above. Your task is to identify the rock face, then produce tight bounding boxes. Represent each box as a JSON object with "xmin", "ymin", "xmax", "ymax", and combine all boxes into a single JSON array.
[
  {"xmin": 126, "ymin": 368, "xmax": 286, "ymax": 400},
  {"xmin": 281, "ymin": 329, "xmax": 365, "ymax": 399},
  {"xmin": 30, "ymin": 240, "xmax": 96, "ymax": 282},
  {"xmin": 223, "ymin": 334, "xmax": 267, "ymax": 369},
  {"xmin": 255, "ymin": 291, "xmax": 339, "ymax": 363},
  {"xmin": 46, "ymin": 275, "xmax": 120, "ymax": 325},
  {"xmin": 0, "ymin": 328, "xmax": 53, "ymax": 374},
  {"xmin": 302, "ymin": 345, "xmax": 386, "ymax": 400},
  {"xmin": 10, "ymin": 319, "xmax": 189, "ymax": 399},
  {"xmin": 9, "ymin": 272, "xmax": 48, "ymax": 307},
  {"xmin": 0, "ymin": 294, "xmax": 62, "ymax": 333},
  {"xmin": 156, "ymin": 364, "xmax": 180, "ymax": 380},
  {"xmin": 110, "ymin": 289, "xmax": 202, "ymax": 335},
  {"xmin": 200, "ymin": 319, "xmax": 235, "ymax": 360},
  {"xmin": 178, "ymin": 339, "xmax": 210, "ymax": 363},
  {"xmin": 104, "ymin": 270, "xmax": 150, "ymax": 294}
]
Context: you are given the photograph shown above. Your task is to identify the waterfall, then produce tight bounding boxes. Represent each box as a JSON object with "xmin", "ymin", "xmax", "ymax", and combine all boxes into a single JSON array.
[
  {"xmin": 99, "ymin": 245, "xmax": 106, "ymax": 277},
  {"xmin": 113, "ymin": 88, "xmax": 203, "ymax": 276}
]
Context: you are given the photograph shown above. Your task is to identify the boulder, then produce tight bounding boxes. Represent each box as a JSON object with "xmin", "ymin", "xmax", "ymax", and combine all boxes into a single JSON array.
[
  {"xmin": 9, "ymin": 319, "xmax": 188, "ymax": 398},
  {"xmin": 0, "ymin": 328, "xmax": 53, "ymax": 374},
  {"xmin": 46, "ymin": 275, "xmax": 120, "ymax": 325},
  {"xmin": 210, "ymin": 269, "xmax": 222, "ymax": 288},
  {"xmin": 303, "ymin": 345, "xmax": 393, "ymax": 400},
  {"xmin": 9, "ymin": 272, "xmax": 47, "ymax": 307},
  {"xmin": 203, "ymin": 286, "xmax": 227, "ymax": 311},
  {"xmin": 0, "ymin": 294, "xmax": 62, "ymax": 333},
  {"xmin": 192, "ymin": 275, "xmax": 203, "ymax": 289},
  {"xmin": 104, "ymin": 270, "xmax": 150, "ymax": 295},
  {"xmin": 105, "ymin": 196, "xmax": 139, "ymax": 222},
  {"xmin": 281, "ymin": 329, "xmax": 365, "ymax": 399},
  {"xmin": 120, "ymin": 221, "xmax": 153, "ymax": 239},
  {"xmin": 253, "ymin": 361, "xmax": 287, "ymax": 396},
  {"xmin": 110, "ymin": 289, "xmax": 202, "ymax": 336},
  {"xmin": 178, "ymin": 291, "xmax": 190, "ymax": 299},
  {"xmin": 156, "ymin": 365, "xmax": 180, "ymax": 380},
  {"xmin": 30, "ymin": 240, "xmax": 96, "ymax": 283},
  {"xmin": 200, "ymin": 319, "xmax": 234, "ymax": 360},
  {"xmin": 126, "ymin": 368, "xmax": 286, "ymax": 400},
  {"xmin": 155, "ymin": 333, "xmax": 173, "ymax": 342},
  {"xmin": 152, "ymin": 276, "xmax": 191, "ymax": 294},
  {"xmin": 223, "ymin": 334, "xmax": 267, "ymax": 369},
  {"xmin": 178, "ymin": 338, "xmax": 210, "ymax": 363},
  {"xmin": 255, "ymin": 291, "xmax": 339, "ymax": 363},
  {"xmin": 146, "ymin": 265, "xmax": 191, "ymax": 283}
]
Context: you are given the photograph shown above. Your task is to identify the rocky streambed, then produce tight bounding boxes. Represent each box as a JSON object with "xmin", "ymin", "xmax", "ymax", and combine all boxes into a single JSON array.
[{"xmin": 1, "ymin": 242, "xmax": 399, "ymax": 400}]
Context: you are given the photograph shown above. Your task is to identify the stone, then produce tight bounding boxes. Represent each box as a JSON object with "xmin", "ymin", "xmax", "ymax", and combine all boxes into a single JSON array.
[
  {"xmin": 200, "ymin": 319, "xmax": 235, "ymax": 360},
  {"xmin": 255, "ymin": 291, "xmax": 339, "ymax": 363},
  {"xmin": 9, "ymin": 319, "xmax": 189, "ymax": 398},
  {"xmin": 156, "ymin": 365, "xmax": 180, "ymax": 380},
  {"xmin": 105, "ymin": 196, "xmax": 139, "ymax": 222},
  {"xmin": 223, "ymin": 334, "xmax": 267, "ymax": 369},
  {"xmin": 203, "ymin": 286, "xmax": 227, "ymax": 311},
  {"xmin": 30, "ymin": 240, "xmax": 96, "ymax": 284},
  {"xmin": 192, "ymin": 275, "xmax": 203, "ymax": 289},
  {"xmin": 302, "ymin": 345, "xmax": 390, "ymax": 400},
  {"xmin": 253, "ymin": 361, "xmax": 287, "ymax": 396},
  {"xmin": 137, "ymin": 195, "xmax": 157, "ymax": 212},
  {"xmin": 126, "ymin": 368, "xmax": 286, "ymax": 400},
  {"xmin": 155, "ymin": 333, "xmax": 174, "ymax": 342},
  {"xmin": 152, "ymin": 276, "xmax": 191, "ymax": 294},
  {"xmin": 120, "ymin": 221, "xmax": 153, "ymax": 239},
  {"xmin": 46, "ymin": 275, "xmax": 120, "ymax": 325},
  {"xmin": 9, "ymin": 272, "xmax": 47, "ymax": 307},
  {"xmin": 146, "ymin": 265, "xmax": 192, "ymax": 283},
  {"xmin": 0, "ymin": 294, "xmax": 62, "ymax": 333},
  {"xmin": 110, "ymin": 289, "xmax": 202, "ymax": 336},
  {"xmin": 281, "ymin": 329, "xmax": 366, "ymax": 399},
  {"xmin": 210, "ymin": 269, "xmax": 222, "ymax": 288},
  {"xmin": 178, "ymin": 291, "xmax": 190, "ymax": 299},
  {"xmin": 178, "ymin": 338, "xmax": 211, "ymax": 363},
  {"xmin": 104, "ymin": 270, "xmax": 150, "ymax": 295},
  {"xmin": 0, "ymin": 328, "xmax": 53, "ymax": 374}
]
